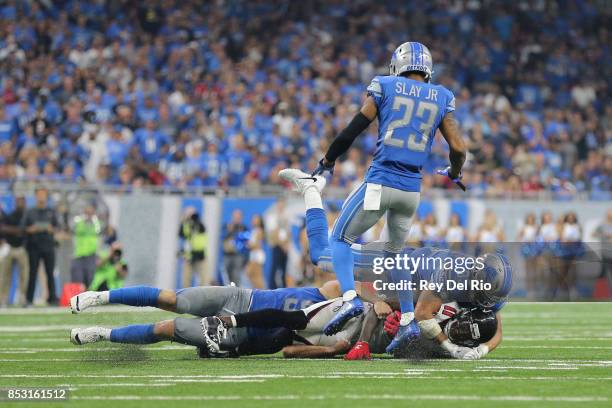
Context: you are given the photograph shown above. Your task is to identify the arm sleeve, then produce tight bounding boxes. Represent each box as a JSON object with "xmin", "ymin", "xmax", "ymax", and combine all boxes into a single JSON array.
[{"xmin": 324, "ymin": 112, "xmax": 372, "ymax": 162}]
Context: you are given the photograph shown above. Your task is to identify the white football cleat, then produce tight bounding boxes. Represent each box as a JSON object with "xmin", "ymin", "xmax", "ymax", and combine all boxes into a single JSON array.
[
  {"xmin": 70, "ymin": 291, "xmax": 107, "ymax": 314},
  {"xmin": 278, "ymin": 168, "xmax": 326, "ymax": 194},
  {"xmin": 70, "ymin": 327, "xmax": 108, "ymax": 345}
]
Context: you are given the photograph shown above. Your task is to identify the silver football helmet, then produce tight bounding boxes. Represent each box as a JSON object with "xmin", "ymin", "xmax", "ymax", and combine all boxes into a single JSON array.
[{"xmin": 389, "ymin": 42, "xmax": 433, "ymax": 82}]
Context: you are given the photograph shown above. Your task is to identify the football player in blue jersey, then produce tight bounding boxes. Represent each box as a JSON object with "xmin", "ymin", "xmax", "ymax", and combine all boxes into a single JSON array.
[
  {"xmin": 68, "ymin": 281, "xmax": 339, "ymax": 354},
  {"xmin": 311, "ymin": 42, "xmax": 467, "ymax": 343},
  {"xmin": 280, "ymin": 168, "xmax": 508, "ymax": 359}
]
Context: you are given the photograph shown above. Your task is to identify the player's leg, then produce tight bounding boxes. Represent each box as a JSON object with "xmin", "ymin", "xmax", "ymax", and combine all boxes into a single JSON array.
[
  {"xmin": 70, "ymin": 285, "xmax": 174, "ymax": 313},
  {"xmin": 325, "ymin": 184, "xmax": 386, "ymax": 334},
  {"xmin": 384, "ymin": 189, "xmax": 420, "ymax": 352},
  {"xmin": 278, "ymin": 168, "xmax": 328, "ymax": 265},
  {"xmin": 70, "ymin": 319, "xmax": 173, "ymax": 346}
]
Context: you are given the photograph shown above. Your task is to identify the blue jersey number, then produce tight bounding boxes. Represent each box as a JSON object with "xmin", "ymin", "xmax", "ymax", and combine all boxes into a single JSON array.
[{"xmin": 383, "ymin": 96, "xmax": 439, "ymax": 152}]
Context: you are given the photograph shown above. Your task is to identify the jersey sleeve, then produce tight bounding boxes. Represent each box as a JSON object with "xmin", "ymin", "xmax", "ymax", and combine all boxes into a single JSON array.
[
  {"xmin": 443, "ymin": 87, "xmax": 456, "ymax": 115},
  {"xmin": 366, "ymin": 76, "xmax": 384, "ymax": 107}
]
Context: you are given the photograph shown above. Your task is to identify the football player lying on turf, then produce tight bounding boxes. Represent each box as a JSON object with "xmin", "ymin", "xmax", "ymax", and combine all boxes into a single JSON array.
[
  {"xmin": 200, "ymin": 298, "xmax": 395, "ymax": 358},
  {"xmin": 201, "ymin": 297, "xmax": 497, "ymax": 360},
  {"xmin": 278, "ymin": 168, "xmax": 511, "ymax": 359},
  {"xmin": 346, "ymin": 304, "xmax": 499, "ymax": 360},
  {"xmin": 68, "ymin": 279, "xmax": 380, "ymax": 356}
]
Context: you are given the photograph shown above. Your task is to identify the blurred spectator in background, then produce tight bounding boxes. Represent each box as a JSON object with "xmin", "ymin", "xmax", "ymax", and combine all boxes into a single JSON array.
[
  {"xmin": 594, "ymin": 210, "xmax": 612, "ymax": 288},
  {"xmin": 0, "ymin": 1, "xmax": 607, "ymax": 198},
  {"xmin": 406, "ymin": 214, "xmax": 423, "ymax": 248},
  {"xmin": 0, "ymin": 195, "xmax": 28, "ymax": 306},
  {"xmin": 54, "ymin": 200, "xmax": 73, "ymax": 292},
  {"xmin": 89, "ymin": 242, "xmax": 127, "ymax": 291},
  {"xmin": 557, "ymin": 212, "xmax": 583, "ymax": 300},
  {"xmin": 222, "ymin": 209, "xmax": 248, "ymax": 285},
  {"xmin": 246, "ymin": 214, "xmax": 265, "ymax": 289},
  {"xmin": 268, "ymin": 198, "xmax": 290, "ymax": 289},
  {"xmin": 476, "ymin": 210, "xmax": 505, "ymax": 254},
  {"xmin": 538, "ymin": 211, "xmax": 561, "ymax": 300},
  {"xmin": 102, "ymin": 224, "xmax": 118, "ymax": 248},
  {"xmin": 422, "ymin": 214, "xmax": 443, "ymax": 247},
  {"xmin": 70, "ymin": 203, "xmax": 101, "ymax": 288},
  {"xmin": 444, "ymin": 213, "xmax": 466, "ymax": 251},
  {"xmin": 518, "ymin": 213, "xmax": 540, "ymax": 299},
  {"xmin": 178, "ymin": 210, "xmax": 209, "ymax": 287},
  {"xmin": 22, "ymin": 187, "xmax": 58, "ymax": 305}
]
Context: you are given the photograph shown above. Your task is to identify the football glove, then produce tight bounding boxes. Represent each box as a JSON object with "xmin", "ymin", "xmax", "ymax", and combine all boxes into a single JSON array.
[
  {"xmin": 344, "ymin": 341, "xmax": 371, "ymax": 360},
  {"xmin": 441, "ymin": 339, "xmax": 472, "ymax": 359},
  {"xmin": 383, "ymin": 311, "xmax": 401, "ymax": 338},
  {"xmin": 312, "ymin": 158, "xmax": 335, "ymax": 176},
  {"xmin": 436, "ymin": 166, "xmax": 466, "ymax": 191},
  {"xmin": 462, "ymin": 344, "xmax": 489, "ymax": 360}
]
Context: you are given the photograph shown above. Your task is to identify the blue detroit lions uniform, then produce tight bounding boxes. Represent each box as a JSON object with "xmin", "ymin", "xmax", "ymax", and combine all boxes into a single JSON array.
[
  {"xmin": 247, "ymin": 287, "xmax": 327, "ymax": 340},
  {"xmin": 366, "ymin": 75, "xmax": 455, "ymax": 192},
  {"xmin": 317, "ymin": 244, "xmax": 505, "ymax": 311}
]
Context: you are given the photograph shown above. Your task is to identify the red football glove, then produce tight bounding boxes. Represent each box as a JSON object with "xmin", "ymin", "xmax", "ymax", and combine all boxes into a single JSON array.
[
  {"xmin": 344, "ymin": 341, "xmax": 371, "ymax": 360},
  {"xmin": 384, "ymin": 311, "xmax": 401, "ymax": 338}
]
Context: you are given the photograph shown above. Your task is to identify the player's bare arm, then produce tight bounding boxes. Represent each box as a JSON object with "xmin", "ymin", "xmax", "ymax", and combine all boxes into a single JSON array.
[
  {"xmin": 485, "ymin": 312, "xmax": 503, "ymax": 352},
  {"xmin": 282, "ymin": 340, "xmax": 351, "ymax": 359},
  {"xmin": 439, "ymin": 112, "xmax": 467, "ymax": 179}
]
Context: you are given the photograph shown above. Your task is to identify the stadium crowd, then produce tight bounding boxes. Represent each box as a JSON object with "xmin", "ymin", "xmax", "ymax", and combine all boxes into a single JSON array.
[{"xmin": 0, "ymin": 0, "xmax": 609, "ymax": 198}]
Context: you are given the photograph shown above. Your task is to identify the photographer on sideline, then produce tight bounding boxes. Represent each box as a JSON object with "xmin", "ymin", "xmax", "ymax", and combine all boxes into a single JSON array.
[
  {"xmin": 89, "ymin": 242, "xmax": 128, "ymax": 291},
  {"xmin": 178, "ymin": 210, "xmax": 209, "ymax": 288}
]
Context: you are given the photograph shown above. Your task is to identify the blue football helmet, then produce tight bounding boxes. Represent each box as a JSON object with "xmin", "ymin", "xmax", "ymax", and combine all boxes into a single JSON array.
[
  {"xmin": 470, "ymin": 253, "xmax": 513, "ymax": 308},
  {"xmin": 389, "ymin": 42, "xmax": 433, "ymax": 82}
]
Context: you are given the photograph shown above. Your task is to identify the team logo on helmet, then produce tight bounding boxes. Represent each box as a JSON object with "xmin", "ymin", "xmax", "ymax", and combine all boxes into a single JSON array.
[
  {"xmin": 389, "ymin": 42, "xmax": 434, "ymax": 81},
  {"xmin": 471, "ymin": 253, "xmax": 513, "ymax": 308}
]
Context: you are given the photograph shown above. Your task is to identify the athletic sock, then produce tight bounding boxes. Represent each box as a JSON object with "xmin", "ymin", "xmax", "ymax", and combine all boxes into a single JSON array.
[
  {"xmin": 110, "ymin": 324, "xmax": 160, "ymax": 344},
  {"xmin": 99, "ymin": 327, "xmax": 112, "ymax": 340},
  {"xmin": 385, "ymin": 250, "xmax": 414, "ymax": 317},
  {"xmin": 305, "ymin": 208, "xmax": 329, "ymax": 264},
  {"xmin": 98, "ymin": 291, "xmax": 110, "ymax": 303},
  {"xmin": 304, "ymin": 186, "xmax": 323, "ymax": 210},
  {"xmin": 331, "ymin": 238, "xmax": 356, "ymax": 293},
  {"xmin": 108, "ymin": 286, "xmax": 161, "ymax": 307}
]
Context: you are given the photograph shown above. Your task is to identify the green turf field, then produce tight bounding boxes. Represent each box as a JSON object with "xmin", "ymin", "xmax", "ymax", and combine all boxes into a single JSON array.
[{"xmin": 0, "ymin": 302, "xmax": 611, "ymax": 408}]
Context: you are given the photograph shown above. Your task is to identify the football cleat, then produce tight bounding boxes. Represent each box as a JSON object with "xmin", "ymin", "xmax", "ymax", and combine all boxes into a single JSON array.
[
  {"xmin": 278, "ymin": 168, "xmax": 326, "ymax": 194},
  {"xmin": 70, "ymin": 291, "xmax": 107, "ymax": 314},
  {"xmin": 345, "ymin": 340, "xmax": 371, "ymax": 360},
  {"xmin": 323, "ymin": 297, "xmax": 364, "ymax": 336},
  {"xmin": 70, "ymin": 327, "xmax": 107, "ymax": 345},
  {"xmin": 385, "ymin": 319, "xmax": 420, "ymax": 353},
  {"xmin": 201, "ymin": 316, "xmax": 228, "ymax": 355}
]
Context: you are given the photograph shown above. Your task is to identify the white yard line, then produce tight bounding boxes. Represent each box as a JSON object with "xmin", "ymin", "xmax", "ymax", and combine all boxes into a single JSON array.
[
  {"xmin": 0, "ymin": 345, "xmax": 192, "ymax": 353},
  {"xmin": 2, "ymin": 373, "xmax": 611, "ymax": 382},
  {"xmin": 0, "ymin": 306, "xmax": 163, "ymax": 314},
  {"xmin": 68, "ymin": 394, "xmax": 609, "ymax": 402}
]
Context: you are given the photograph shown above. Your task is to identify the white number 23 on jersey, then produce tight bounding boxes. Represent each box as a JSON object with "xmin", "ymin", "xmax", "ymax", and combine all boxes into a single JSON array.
[{"xmin": 383, "ymin": 96, "xmax": 438, "ymax": 152}]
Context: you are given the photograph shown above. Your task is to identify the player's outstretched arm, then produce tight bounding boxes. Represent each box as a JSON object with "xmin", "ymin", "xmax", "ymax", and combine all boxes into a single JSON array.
[
  {"xmin": 439, "ymin": 112, "xmax": 467, "ymax": 179},
  {"xmin": 314, "ymin": 97, "xmax": 377, "ymax": 175},
  {"xmin": 462, "ymin": 312, "xmax": 503, "ymax": 360},
  {"xmin": 415, "ymin": 290, "xmax": 472, "ymax": 358},
  {"xmin": 282, "ymin": 340, "xmax": 351, "ymax": 358}
]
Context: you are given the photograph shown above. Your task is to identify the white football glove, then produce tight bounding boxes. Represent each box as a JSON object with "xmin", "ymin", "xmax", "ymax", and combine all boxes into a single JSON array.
[
  {"xmin": 440, "ymin": 339, "xmax": 472, "ymax": 359},
  {"xmin": 462, "ymin": 344, "xmax": 489, "ymax": 360}
]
